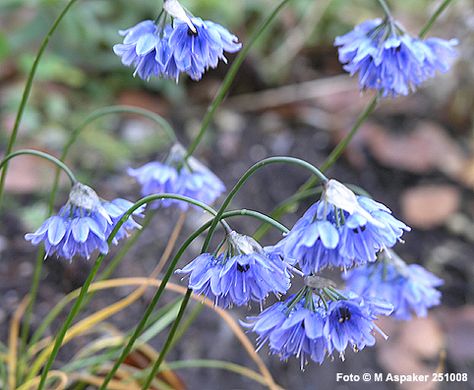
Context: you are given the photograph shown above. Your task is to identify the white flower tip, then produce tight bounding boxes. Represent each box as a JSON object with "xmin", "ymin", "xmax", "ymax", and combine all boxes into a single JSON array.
[
  {"xmin": 324, "ymin": 179, "xmax": 359, "ymax": 214},
  {"xmin": 163, "ymin": 0, "xmax": 197, "ymax": 34}
]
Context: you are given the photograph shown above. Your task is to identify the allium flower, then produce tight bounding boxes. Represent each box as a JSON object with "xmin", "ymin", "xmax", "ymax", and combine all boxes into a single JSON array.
[
  {"xmin": 128, "ymin": 143, "xmax": 225, "ymax": 211},
  {"xmin": 244, "ymin": 289, "xmax": 392, "ymax": 366},
  {"xmin": 335, "ymin": 18, "xmax": 458, "ymax": 97},
  {"xmin": 169, "ymin": 17, "xmax": 242, "ymax": 81},
  {"xmin": 344, "ymin": 253, "xmax": 443, "ymax": 320},
  {"xmin": 243, "ymin": 297, "xmax": 330, "ymax": 366},
  {"xmin": 114, "ymin": 0, "xmax": 241, "ymax": 81},
  {"xmin": 176, "ymin": 232, "xmax": 291, "ymax": 308},
  {"xmin": 25, "ymin": 183, "xmax": 142, "ymax": 260},
  {"xmin": 324, "ymin": 293, "xmax": 393, "ymax": 354},
  {"xmin": 275, "ymin": 179, "xmax": 409, "ymax": 273}
]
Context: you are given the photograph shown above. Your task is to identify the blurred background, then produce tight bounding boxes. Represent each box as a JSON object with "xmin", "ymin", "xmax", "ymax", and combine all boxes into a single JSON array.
[{"xmin": 1, "ymin": 0, "xmax": 474, "ymax": 389}]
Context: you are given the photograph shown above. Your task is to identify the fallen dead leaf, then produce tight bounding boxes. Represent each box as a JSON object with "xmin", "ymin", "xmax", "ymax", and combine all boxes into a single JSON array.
[{"xmin": 401, "ymin": 185, "xmax": 461, "ymax": 229}]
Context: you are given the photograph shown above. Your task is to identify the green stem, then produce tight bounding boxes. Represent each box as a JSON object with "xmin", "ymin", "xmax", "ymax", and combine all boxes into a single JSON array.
[
  {"xmin": 201, "ymin": 156, "xmax": 327, "ymax": 253},
  {"xmin": 184, "ymin": 0, "xmax": 292, "ymax": 159},
  {"xmin": 0, "ymin": 0, "xmax": 79, "ymax": 208},
  {"xmin": 141, "ymin": 289, "xmax": 192, "ymax": 389},
  {"xmin": 96, "ymin": 210, "xmax": 156, "ymax": 283},
  {"xmin": 98, "ymin": 208, "xmax": 287, "ymax": 389},
  {"xmin": 419, "ymin": 0, "xmax": 455, "ymax": 38},
  {"xmin": 321, "ymin": 95, "xmax": 378, "ymax": 173},
  {"xmin": 0, "ymin": 149, "xmax": 77, "ymax": 185},
  {"xmin": 376, "ymin": 0, "xmax": 393, "ymax": 19},
  {"xmin": 35, "ymin": 193, "xmax": 222, "ymax": 389}
]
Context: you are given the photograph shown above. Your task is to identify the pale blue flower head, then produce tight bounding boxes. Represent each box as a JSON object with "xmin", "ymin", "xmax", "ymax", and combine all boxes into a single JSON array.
[
  {"xmin": 25, "ymin": 183, "xmax": 142, "ymax": 260},
  {"xmin": 114, "ymin": 0, "xmax": 241, "ymax": 82},
  {"xmin": 169, "ymin": 17, "xmax": 242, "ymax": 81},
  {"xmin": 274, "ymin": 179, "xmax": 410, "ymax": 273},
  {"xmin": 243, "ymin": 287, "xmax": 392, "ymax": 366},
  {"xmin": 128, "ymin": 143, "xmax": 225, "ymax": 210},
  {"xmin": 176, "ymin": 232, "xmax": 291, "ymax": 308},
  {"xmin": 344, "ymin": 251, "xmax": 443, "ymax": 320},
  {"xmin": 335, "ymin": 18, "xmax": 458, "ymax": 97}
]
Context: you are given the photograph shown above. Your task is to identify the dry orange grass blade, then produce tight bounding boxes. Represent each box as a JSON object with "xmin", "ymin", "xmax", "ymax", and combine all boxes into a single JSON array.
[
  {"xmin": 8, "ymin": 295, "xmax": 29, "ymax": 390},
  {"xmin": 16, "ymin": 370, "xmax": 68, "ymax": 390}
]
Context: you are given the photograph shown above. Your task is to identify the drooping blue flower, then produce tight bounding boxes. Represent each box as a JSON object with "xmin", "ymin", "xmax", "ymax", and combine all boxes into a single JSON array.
[
  {"xmin": 324, "ymin": 292, "xmax": 393, "ymax": 354},
  {"xmin": 128, "ymin": 143, "xmax": 225, "ymax": 211},
  {"xmin": 275, "ymin": 179, "xmax": 410, "ymax": 273},
  {"xmin": 25, "ymin": 183, "xmax": 142, "ymax": 260},
  {"xmin": 344, "ymin": 253, "xmax": 443, "ymax": 320},
  {"xmin": 176, "ymin": 232, "xmax": 291, "ymax": 308},
  {"xmin": 335, "ymin": 18, "xmax": 458, "ymax": 97},
  {"xmin": 113, "ymin": 20, "xmax": 178, "ymax": 81},
  {"xmin": 242, "ymin": 296, "xmax": 330, "ymax": 367},
  {"xmin": 169, "ymin": 17, "xmax": 242, "ymax": 81}
]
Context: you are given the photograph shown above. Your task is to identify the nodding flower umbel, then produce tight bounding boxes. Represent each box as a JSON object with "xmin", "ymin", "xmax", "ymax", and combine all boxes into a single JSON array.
[
  {"xmin": 273, "ymin": 179, "xmax": 410, "ymax": 274},
  {"xmin": 128, "ymin": 143, "xmax": 225, "ymax": 211},
  {"xmin": 114, "ymin": 0, "xmax": 241, "ymax": 82},
  {"xmin": 335, "ymin": 18, "xmax": 458, "ymax": 97},
  {"xmin": 25, "ymin": 183, "xmax": 143, "ymax": 261},
  {"xmin": 176, "ymin": 231, "xmax": 292, "ymax": 308}
]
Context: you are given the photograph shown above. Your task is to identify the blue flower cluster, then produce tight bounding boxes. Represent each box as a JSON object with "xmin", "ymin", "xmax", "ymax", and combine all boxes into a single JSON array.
[
  {"xmin": 274, "ymin": 179, "xmax": 410, "ymax": 273},
  {"xmin": 335, "ymin": 18, "xmax": 458, "ymax": 97},
  {"xmin": 344, "ymin": 254, "xmax": 443, "ymax": 320},
  {"xmin": 114, "ymin": 14, "xmax": 241, "ymax": 81},
  {"xmin": 176, "ymin": 232, "xmax": 291, "ymax": 308},
  {"xmin": 25, "ymin": 183, "xmax": 143, "ymax": 261},
  {"xmin": 243, "ymin": 291, "xmax": 393, "ymax": 366},
  {"xmin": 128, "ymin": 143, "xmax": 225, "ymax": 211}
]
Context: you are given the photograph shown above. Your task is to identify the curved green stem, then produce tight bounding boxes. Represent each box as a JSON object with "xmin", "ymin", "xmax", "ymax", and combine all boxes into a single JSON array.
[
  {"xmin": 0, "ymin": 149, "xmax": 77, "ymax": 185},
  {"xmin": 201, "ymin": 156, "xmax": 327, "ymax": 253},
  {"xmin": 98, "ymin": 207, "xmax": 285, "ymax": 389},
  {"xmin": 419, "ymin": 0, "xmax": 455, "ymax": 38},
  {"xmin": 184, "ymin": 0, "xmax": 292, "ymax": 159},
  {"xmin": 0, "ymin": 0, "xmax": 79, "ymax": 208},
  {"xmin": 141, "ymin": 289, "xmax": 192, "ymax": 389}
]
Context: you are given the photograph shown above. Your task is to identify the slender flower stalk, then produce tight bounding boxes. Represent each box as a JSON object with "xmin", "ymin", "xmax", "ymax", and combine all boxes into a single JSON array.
[
  {"xmin": 201, "ymin": 156, "xmax": 328, "ymax": 256},
  {"xmin": 184, "ymin": 0, "xmax": 293, "ymax": 160}
]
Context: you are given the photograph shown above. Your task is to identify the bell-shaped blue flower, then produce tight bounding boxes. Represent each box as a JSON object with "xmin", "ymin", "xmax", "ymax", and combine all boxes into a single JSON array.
[
  {"xmin": 25, "ymin": 183, "xmax": 143, "ymax": 260},
  {"xmin": 344, "ymin": 252, "xmax": 443, "ymax": 320},
  {"xmin": 128, "ymin": 143, "xmax": 225, "ymax": 211},
  {"xmin": 169, "ymin": 17, "xmax": 242, "ymax": 81},
  {"xmin": 176, "ymin": 232, "xmax": 291, "ymax": 308},
  {"xmin": 335, "ymin": 18, "xmax": 458, "ymax": 97}
]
